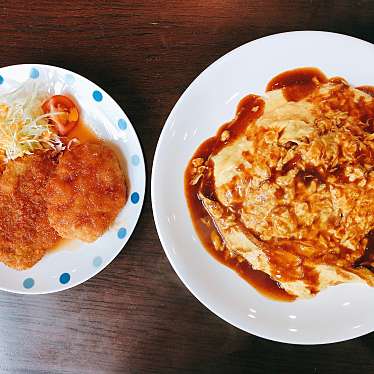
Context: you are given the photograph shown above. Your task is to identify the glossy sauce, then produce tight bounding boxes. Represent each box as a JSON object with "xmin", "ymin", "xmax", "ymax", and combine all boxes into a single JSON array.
[
  {"xmin": 185, "ymin": 67, "xmax": 374, "ymax": 301},
  {"xmin": 355, "ymin": 231, "xmax": 374, "ymax": 270},
  {"xmin": 356, "ymin": 87, "xmax": 374, "ymax": 134},
  {"xmin": 211, "ymin": 94, "xmax": 265, "ymax": 156},
  {"xmin": 185, "ymin": 154, "xmax": 294, "ymax": 301},
  {"xmin": 66, "ymin": 120, "xmax": 99, "ymax": 143},
  {"xmin": 357, "ymin": 85, "xmax": 374, "ymax": 98},
  {"xmin": 266, "ymin": 67, "xmax": 327, "ymax": 102},
  {"xmin": 185, "ymin": 94, "xmax": 295, "ymax": 301}
]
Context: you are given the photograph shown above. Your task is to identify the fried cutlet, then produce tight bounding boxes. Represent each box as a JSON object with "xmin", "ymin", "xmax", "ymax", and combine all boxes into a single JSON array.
[
  {"xmin": 45, "ymin": 143, "xmax": 127, "ymax": 242},
  {"xmin": 0, "ymin": 153, "xmax": 61, "ymax": 270}
]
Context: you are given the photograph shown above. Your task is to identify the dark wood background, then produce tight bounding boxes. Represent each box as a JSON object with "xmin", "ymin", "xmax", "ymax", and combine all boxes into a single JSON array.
[{"xmin": 0, "ymin": 1, "xmax": 373, "ymax": 373}]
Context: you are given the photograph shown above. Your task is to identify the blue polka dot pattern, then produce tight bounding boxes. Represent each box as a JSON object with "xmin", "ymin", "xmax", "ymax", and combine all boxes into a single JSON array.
[
  {"xmin": 0, "ymin": 75, "xmax": 3, "ymax": 85},
  {"xmin": 59, "ymin": 273, "xmax": 70, "ymax": 284},
  {"xmin": 118, "ymin": 118, "xmax": 127, "ymax": 130},
  {"xmin": 93, "ymin": 90, "xmax": 103, "ymax": 102},
  {"xmin": 93, "ymin": 256, "xmax": 103, "ymax": 267},
  {"xmin": 64, "ymin": 74, "xmax": 75, "ymax": 85},
  {"xmin": 30, "ymin": 68, "xmax": 39, "ymax": 79},
  {"xmin": 131, "ymin": 192, "xmax": 140, "ymax": 204},
  {"xmin": 117, "ymin": 227, "xmax": 127, "ymax": 239},
  {"xmin": 131, "ymin": 154, "xmax": 140, "ymax": 166},
  {"xmin": 23, "ymin": 278, "xmax": 34, "ymax": 289}
]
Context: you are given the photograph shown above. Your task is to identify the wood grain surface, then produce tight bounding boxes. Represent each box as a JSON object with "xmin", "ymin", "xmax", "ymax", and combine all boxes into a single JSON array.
[{"xmin": 0, "ymin": 1, "xmax": 373, "ymax": 373}]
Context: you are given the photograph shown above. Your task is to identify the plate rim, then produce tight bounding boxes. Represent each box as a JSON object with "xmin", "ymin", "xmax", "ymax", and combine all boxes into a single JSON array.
[
  {"xmin": 0, "ymin": 63, "xmax": 146, "ymax": 295},
  {"xmin": 151, "ymin": 30, "xmax": 374, "ymax": 345}
]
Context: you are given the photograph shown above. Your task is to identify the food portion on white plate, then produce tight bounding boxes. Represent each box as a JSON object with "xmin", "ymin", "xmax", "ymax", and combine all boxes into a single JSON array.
[
  {"xmin": 0, "ymin": 76, "xmax": 127, "ymax": 270},
  {"xmin": 0, "ymin": 64, "xmax": 145, "ymax": 294},
  {"xmin": 152, "ymin": 31, "xmax": 374, "ymax": 344},
  {"xmin": 185, "ymin": 67, "xmax": 374, "ymax": 301}
]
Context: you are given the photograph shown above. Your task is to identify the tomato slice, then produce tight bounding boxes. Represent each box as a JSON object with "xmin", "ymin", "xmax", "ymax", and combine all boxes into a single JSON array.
[{"xmin": 42, "ymin": 95, "xmax": 79, "ymax": 136}]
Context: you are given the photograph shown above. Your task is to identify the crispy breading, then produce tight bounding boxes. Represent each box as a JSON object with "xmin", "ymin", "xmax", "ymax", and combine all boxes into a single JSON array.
[
  {"xmin": 46, "ymin": 143, "xmax": 127, "ymax": 242},
  {"xmin": 0, "ymin": 154, "xmax": 61, "ymax": 270}
]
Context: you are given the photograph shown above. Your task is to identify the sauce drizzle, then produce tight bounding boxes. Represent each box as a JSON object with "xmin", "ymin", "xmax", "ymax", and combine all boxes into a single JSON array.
[
  {"xmin": 185, "ymin": 67, "xmax": 374, "ymax": 302},
  {"xmin": 266, "ymin": 67, "xmax": 328, "ymax": 102},
  {"xmin": 185, "ymin": 94, "xmax": 294, "ymax": 301},
  {"xmin": 355, "ymin": 231, "xmax": 374, "ymax": 270},
  {"xmin": 357, "ymin": 85, "xmax": 374, "ymax": 98}
]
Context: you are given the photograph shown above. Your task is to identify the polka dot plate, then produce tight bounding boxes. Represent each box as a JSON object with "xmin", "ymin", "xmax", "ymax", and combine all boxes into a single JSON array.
[{"xmin": 0, "ymin": 64, "xmax": 145, "ymax": 294}]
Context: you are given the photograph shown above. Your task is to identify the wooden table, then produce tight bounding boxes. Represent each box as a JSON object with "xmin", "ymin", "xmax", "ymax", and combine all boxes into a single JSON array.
[{"xmin": 0, "ymin": 1, "xmax": 373, "ymax": 372}]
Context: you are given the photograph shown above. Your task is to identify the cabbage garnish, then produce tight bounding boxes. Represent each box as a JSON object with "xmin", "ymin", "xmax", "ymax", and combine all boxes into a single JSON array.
[{"xmin": 0, "ymin": 79, "xmax": 65, "ymax": 162}]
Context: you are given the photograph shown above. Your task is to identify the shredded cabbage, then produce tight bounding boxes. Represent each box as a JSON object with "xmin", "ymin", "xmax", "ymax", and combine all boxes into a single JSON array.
[{"xmin": 0, "ymin": 79, "xmax": 65, "ymax": 162}]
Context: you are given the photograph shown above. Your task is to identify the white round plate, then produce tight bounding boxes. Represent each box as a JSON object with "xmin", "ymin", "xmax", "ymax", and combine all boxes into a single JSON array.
[
  {"xmin": 0, "ymin": 64, "xmax": 145, "ymax": 294},
  {"xmin": 152, "ymin": 31, "xmax": 374, "ymax": 344}
]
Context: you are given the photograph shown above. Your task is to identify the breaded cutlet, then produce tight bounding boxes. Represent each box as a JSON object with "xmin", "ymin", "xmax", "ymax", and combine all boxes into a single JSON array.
[
  {"xmin": 0, "ymin": 153, "xmax": 61, "ymax": 270},
  {"xmin": 46, "ymin": 143, "xmax": 127, "ymax": 242}
]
